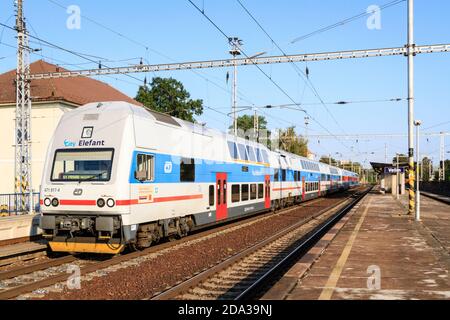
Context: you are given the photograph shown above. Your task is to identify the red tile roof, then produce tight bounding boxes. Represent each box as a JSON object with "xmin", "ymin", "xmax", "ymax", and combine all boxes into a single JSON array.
[{"xmin": 0, "ymin": 60, "xmax": 142, "ymax": 106}]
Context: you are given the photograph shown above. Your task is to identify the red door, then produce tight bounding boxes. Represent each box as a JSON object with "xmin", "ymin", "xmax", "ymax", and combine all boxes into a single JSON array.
[
  {"xmin": 216, "ymin": 173, "xmax": 228, "ymax": 221},
  {"xmin": 264, "ymin": 175, "xmax": 271, "ymax": 209}
]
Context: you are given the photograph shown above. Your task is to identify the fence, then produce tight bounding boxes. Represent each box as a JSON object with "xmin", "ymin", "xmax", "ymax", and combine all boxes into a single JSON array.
[
  {"xmin": 420, "ymin": 182, "xmax": 450, "ymax": 197},
  {"xmin": 0, "ymin": 193, "xmax": 40, "ymax": 216}
]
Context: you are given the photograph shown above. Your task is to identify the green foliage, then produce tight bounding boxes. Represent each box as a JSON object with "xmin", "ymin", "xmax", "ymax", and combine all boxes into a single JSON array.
[
  {"xmin": 229, "ymin": 114, "xmax": 268, "ymax": 131},
  {"xmin": 278, "ymin": 126, "xmax": 308, "ymax": 157},
  {"xmin": 135, "ymin": 77, "xmax": 203, "ymax": 122},
  {"xmin": 392, "ymin": 154, "xmax": 408, "ymax": 166},
  {"xmin": 421, "ymin": 157, "xmax": 432, "ymax": 182},
  {"xmin": 319, "ymin": 156, "xmax": 338, "ymax": 166}
]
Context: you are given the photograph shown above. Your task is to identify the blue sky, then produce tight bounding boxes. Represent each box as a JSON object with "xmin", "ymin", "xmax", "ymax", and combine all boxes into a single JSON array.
[{"xmin": 1, "ymin": 0, "xmax": 449, "ymax": 167}]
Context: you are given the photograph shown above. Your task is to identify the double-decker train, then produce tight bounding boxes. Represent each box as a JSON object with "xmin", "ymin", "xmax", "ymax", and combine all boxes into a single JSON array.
[{"xmin": 39, "ymin": 101, "xmax": 359, "ymax": 254}]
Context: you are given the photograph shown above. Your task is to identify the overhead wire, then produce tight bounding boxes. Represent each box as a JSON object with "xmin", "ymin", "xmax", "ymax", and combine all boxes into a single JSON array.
[
  {"xmin": 186, "ymin": 0, "xmax": 353, "ymax": 152},
  {"xmin": 236, "ymin": 0, "xmax": 348, "ymax": 136}
]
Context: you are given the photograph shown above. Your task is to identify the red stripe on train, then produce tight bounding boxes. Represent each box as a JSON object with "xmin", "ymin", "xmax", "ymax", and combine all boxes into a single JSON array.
[
  {"xmin": 59, "ymin": 199, "xmax": 97, "ymax": 206},
  {"xmin": 55, "ymin": 194, "xmax": 203, "ymax": 206}
]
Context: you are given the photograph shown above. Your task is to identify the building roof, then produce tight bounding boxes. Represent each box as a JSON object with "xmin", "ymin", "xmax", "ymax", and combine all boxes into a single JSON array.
[{"xmin": 0, "ymin": 60, "xmax": 142, "ymax": 106}]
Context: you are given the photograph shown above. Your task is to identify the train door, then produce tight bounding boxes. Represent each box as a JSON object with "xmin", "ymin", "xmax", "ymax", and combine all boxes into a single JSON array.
[
  {"xmin": 264, "ymin": 175, "xmax": 271, "ymax": 209},
  {"xmin": 216, "ymin": 173, "xmax": 228, "ymax": 221}
]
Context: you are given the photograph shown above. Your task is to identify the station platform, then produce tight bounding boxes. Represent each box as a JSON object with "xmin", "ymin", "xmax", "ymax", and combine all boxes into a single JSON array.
[
  {"xmin": 0, "ymin": 214, "xmax": 41, "ymax": 243},
  {"xmin": 263, "ymin": 188, "xmax": 450, "ymax": 300}
]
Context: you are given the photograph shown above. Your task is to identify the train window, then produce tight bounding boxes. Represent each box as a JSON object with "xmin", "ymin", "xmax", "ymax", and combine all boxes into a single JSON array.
[
  {"xmin": 255, "ymin": 148, "xmax": 262, "ymax": 162},
  {"xmin": 223, "ymin": 180, "xmax": 227, "ymax": 204},
  {"xmin": 231, "ymin": 185, "xmax": 240, "ymax": 203},
  {"xmin": 237, "ymin": 144, "xmax": 248, "ymax": 161},
  {"xmin": 136, "ymin": 153, "xmax": 154, "ymax": 181},
  {"xmin": 227, "ymin": 141, "xmax": 238, "ymax": 159},
  {"xmin": 261, "ymin": 149, "xmax": 269, "ymax": 163},
  {"xmin": 250, "ymin": 184, "xmax": 257, "ymax": 200},
  {"xmin": 258, "ymin": 184, "xmax": 264, "ymax": 198},
  {"xmin": 247, "ymin": 146, "xmax": 256, "ymax": 162},
  {"xmin": 209, "ymin": 185, "xmax": 215, "ymax": 206},
  {"xmin": 274, "ymin": 169, "xmax": 279, "ymax": 181},
  {"xmin": 241, "ymin": 184, "xmax": 249, "ymax": 201},
  {"xmin": 180, "ymin": 157, "xmax": 195, "ymax": 182},
  {"xmin": 282, "ymin": 169, "xmax": 286, "ymax": 182}
]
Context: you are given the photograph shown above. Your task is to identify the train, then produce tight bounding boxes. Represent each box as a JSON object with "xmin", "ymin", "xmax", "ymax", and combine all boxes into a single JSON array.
[{"xmin": 39, "ymin": 101, "xmax": 359, "ymax": 254}]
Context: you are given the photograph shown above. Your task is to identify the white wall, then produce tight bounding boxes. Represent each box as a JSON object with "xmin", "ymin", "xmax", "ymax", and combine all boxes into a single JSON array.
[{"xmin": 0, "ymin": 102, "xmax": 74, "ymax": 194}]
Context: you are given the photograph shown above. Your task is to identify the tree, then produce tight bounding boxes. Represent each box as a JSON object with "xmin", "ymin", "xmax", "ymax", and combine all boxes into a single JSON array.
[
  {"xmin": 229, "ymin": 114, "xmax": 268, "ymax": 132},
  {"xmin": 319, "ymin": 156, "xmax": 338, "ymax": 166},
  {"xmin": 278, "ymin": 126, "xmax": 308, "ymax": 157},
  {"xmin": 135, "ymin": 77, "xmax": 203, "ymax": 122},
  {"xmin": 392, "ymin": 154, "xmax": 408, "ymax": 166},
  {"xmin": 421, "ymin": 157, "xmax": 432, "ymax": 182}
]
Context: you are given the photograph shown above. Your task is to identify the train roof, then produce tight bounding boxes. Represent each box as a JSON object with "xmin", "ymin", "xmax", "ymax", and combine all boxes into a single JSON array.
[{"xmin": 79, "ymin": 101, "xmax": 359, "ymax": 176}]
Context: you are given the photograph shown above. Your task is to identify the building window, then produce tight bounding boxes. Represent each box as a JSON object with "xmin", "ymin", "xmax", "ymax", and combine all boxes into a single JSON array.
[
  {"xmin": 232, "ymin": 185, "xmax": 240, "ymax": 203},
  {"xmin": 250, "ymin": 184, "xmax": 257, "ymax": 200},
  {"xmin": 241, "ymin": 184, "xmax": 249, "ymax": 201},
  {"xmin": 209, "ymin": 185, "xmax": 214, "ymax": 206},
  {"xmin": 136, "ymin": 153, "xmax": 154, "ymax": 181},
  {"xmin": 258, "ymin": 184, "xmax": 264, "ymax": 198},
  {"xmin": 180, "ymin": 157, "xmax": 195, "ymax": 182}
]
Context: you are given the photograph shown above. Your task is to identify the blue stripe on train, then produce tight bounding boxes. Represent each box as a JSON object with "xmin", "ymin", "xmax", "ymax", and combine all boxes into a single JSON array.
[{"xmin": 128, "ymin": 150, "xmax": 339, "ymax": 184}]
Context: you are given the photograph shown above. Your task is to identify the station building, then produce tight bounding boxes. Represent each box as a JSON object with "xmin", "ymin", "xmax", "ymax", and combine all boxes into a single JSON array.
[{"xmin": 0, "ymin": 60, "xmax": 141, "ymax": 195}]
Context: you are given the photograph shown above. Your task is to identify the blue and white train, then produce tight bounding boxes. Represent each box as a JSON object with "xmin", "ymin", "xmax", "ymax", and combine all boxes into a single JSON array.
[{"xmin": 39, "ymin": 101, "xmax": 359, "ymax": 254}]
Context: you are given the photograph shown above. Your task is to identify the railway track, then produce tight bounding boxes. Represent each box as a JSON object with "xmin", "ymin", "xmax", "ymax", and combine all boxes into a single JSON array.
[
  {"xmin": 151, "ymin": 186, "xmax": 371, "ymax": 300},
  {"xmin": 0, "ymin": 187, "xmax": 367, "ymax": 300}
]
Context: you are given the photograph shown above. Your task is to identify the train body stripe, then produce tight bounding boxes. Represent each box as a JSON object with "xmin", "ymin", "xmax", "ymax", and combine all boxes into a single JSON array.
[
  {"xmin": 56, "ymin": 194, "xmax": 204, "ymax": 206},
  {"xmin": 272, "ymin": 186, "xmax": 302, "ymax": 192},
  {"xmin": 59, "ymin": 199, "xmax": 96, "ymax": 206},
  {"xmin": 152, "ymin": 194, "xmax": 203, "ymax": 203}
]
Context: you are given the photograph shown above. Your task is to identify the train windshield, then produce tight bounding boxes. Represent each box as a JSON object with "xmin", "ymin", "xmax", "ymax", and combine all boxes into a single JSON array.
[{"xmin": 51, "ymin": 148, "xmax": 114, "ymax": 182}]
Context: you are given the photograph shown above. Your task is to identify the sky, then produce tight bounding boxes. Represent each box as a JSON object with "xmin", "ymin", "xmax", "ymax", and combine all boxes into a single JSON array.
[{"xmin": 1, "ymin": 0, "xmax": 449, "ymax": 168}]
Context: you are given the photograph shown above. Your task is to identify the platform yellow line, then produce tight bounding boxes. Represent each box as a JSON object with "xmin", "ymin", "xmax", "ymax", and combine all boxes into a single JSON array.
[{"xmin": 318, "ymin": 197, "xmax": 372, "ymax": 300}]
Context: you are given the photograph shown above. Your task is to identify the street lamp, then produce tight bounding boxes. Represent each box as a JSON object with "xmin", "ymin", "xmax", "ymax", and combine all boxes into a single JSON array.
[{"xmin": 414, "ymin": 120, "xmax": 422, "ymax": 221}]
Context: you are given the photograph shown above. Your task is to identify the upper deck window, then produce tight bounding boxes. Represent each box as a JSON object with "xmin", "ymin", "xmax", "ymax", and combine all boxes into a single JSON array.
[
  {"xmin": 261, "ymin": 149, "xmax": 269, "ymax": 163},
  {"xmin": 51, "ymin": 148, "xmax": 114, "ymax": 182},
  {"xmin": 237, "ymin": 144, "xmax": 248, "ymax": 161},
  {"xmin": 227, "ymin": 141, "xmax": 238, "ymax": 159},
  {"xmin": 247, "ymin": 146, "xmax": 256, "ymax": 162}
]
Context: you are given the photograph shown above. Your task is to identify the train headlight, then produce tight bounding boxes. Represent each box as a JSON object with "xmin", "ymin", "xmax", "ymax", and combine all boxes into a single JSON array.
[
  {"xmin": 97, "ymin": 198, "xmax": 105, "ymax": 208},
  {"xmin": 106, "ymin": 198, "xmax": 115, "ymax": 208},
  {"xmin": 51, "ymin": 198, "xmax": 59, "ymax": 207},
  {"xmin": 44, "ymin": 198, "xmax": 51, "ymax": 207}
]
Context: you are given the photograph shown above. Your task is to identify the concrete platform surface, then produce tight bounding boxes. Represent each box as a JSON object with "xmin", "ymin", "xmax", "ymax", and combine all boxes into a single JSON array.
[
  {"xmin": 263, "ymin": 190, "xmax": 450, "ymax": 300},
  {"xmin": 0, "ymin": 214, "xmax": 41, "ymax": 243}
]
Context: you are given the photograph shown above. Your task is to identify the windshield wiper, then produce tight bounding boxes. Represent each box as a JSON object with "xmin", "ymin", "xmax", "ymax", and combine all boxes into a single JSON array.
[{"xmin": 78, "ymin": 171, "xmax": 107, "ymax": 183}]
